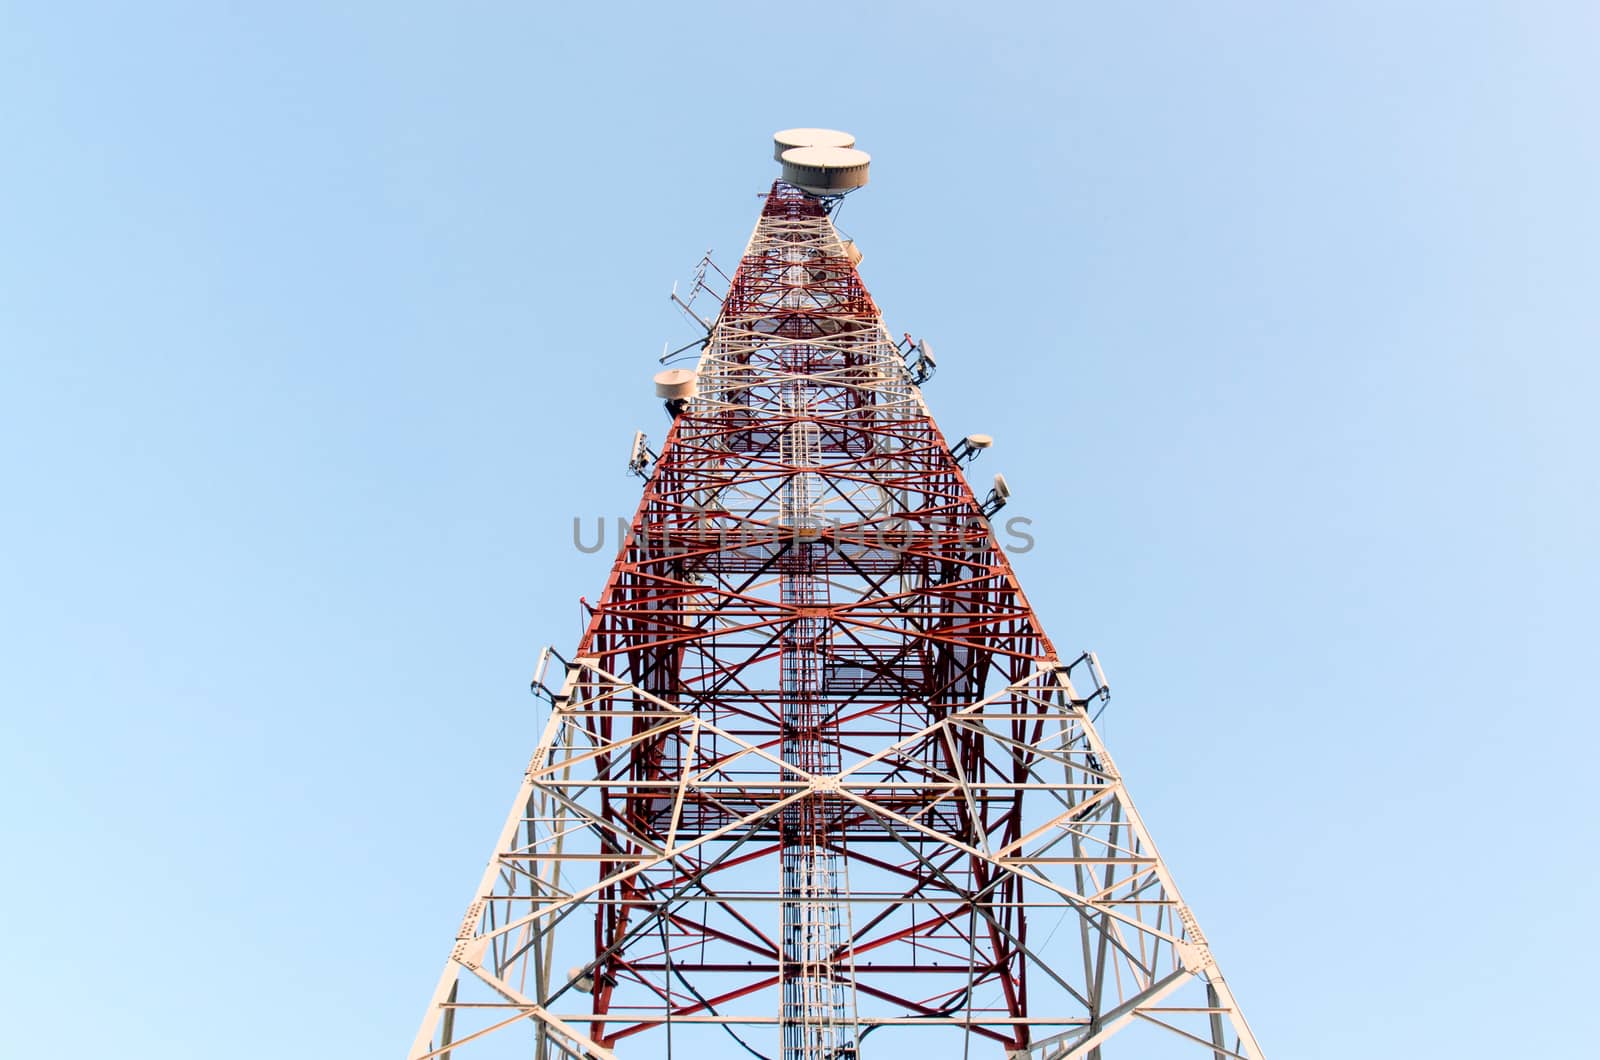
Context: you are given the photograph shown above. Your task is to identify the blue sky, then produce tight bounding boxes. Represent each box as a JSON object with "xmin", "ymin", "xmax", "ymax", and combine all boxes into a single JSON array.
[{"xmin": 1, "ymin": 2, "xmax": 1595, "ymax": 1056}]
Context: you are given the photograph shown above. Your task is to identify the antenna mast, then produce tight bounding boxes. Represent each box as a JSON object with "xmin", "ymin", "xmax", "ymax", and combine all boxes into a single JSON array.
[{"xmin": 407, "ymin": 129, "xmax": 1265, "ymax": 1060}]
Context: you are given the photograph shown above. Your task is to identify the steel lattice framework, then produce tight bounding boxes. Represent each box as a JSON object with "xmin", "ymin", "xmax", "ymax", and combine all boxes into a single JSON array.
[{"xmin": 409, "ymin": 180, "xmax": 1264, "ymax": 1060}]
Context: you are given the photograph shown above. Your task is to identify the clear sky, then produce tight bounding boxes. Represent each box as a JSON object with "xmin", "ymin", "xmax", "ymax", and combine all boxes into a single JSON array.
[{"xmin": 2, "ymin": 2, "xmax": 1595, "ymax": 1057}]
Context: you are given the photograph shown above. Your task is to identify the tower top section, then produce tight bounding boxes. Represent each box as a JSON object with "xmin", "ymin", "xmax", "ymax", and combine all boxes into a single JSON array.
[{"xmin": 773, "ymin": 128, "xmax": 870, "ymax": 196}]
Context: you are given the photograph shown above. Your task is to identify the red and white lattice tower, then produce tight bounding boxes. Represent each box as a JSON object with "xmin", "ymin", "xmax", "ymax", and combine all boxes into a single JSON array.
[{"xmin": 409, "ymin": 130, "xmax": 1265, "ymax": 1060}]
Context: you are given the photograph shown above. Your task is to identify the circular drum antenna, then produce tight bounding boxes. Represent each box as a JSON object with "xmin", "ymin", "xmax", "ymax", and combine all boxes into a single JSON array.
[
  {"xmin": 653, "ymin": 368, "xmax": 696, "ymax": 417},
  {"xmin": 780, "ymin": 146, "xmax": 871, "ymax": 197},
  {"xmin": 653, "ymin": 368, "xmax": 696, "ymax": 400},
  {"xmin": 772, "ymin": 127, "xmax": 856, "ymax": 161}
]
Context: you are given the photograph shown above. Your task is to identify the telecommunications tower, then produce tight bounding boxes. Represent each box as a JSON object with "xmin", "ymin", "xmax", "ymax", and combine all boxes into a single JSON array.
[{"xmin": 409, "ymin": 130, "xmax": 1265, "ymax": 1059}]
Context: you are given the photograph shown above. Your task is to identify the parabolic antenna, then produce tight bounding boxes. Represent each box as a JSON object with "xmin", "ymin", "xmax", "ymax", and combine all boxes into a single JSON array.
[
  {"xmin": 780, "ymin": 146, "xmax": 871, "ymax": 196},
  {"xmin": 772, "ymin": 127, "xmax": 856, "ymax": 161},
  {"xmin": 653, "ymin": 368, "xmax": 696, "ymax": 400}
]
